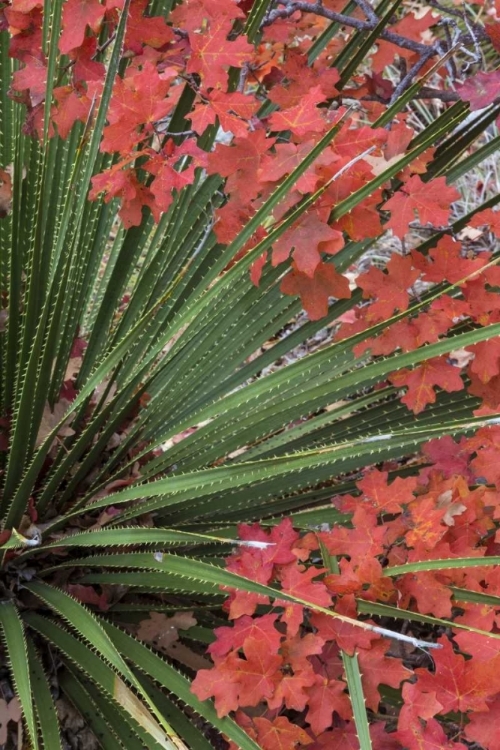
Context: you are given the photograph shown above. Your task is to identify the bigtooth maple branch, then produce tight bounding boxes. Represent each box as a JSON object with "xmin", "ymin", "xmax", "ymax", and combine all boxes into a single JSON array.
[
  {"xmin": 262, "ymin": 0, "xmax": 434, "ymax": 54},
  {"xmin": 427, "ymin": 0, "xmax": 490, "ymax": 34},
  {"xmin": 352, "ymin": 0, "xmax": 379, "ymax": 24},
  {"xmin": 262, "ymin": 0, "xmax": 491, "ymax": 62},
  {"xmin": 359, "ymin": 87, "xmax": 460, "ymax": 103},
  {"xmin": 390, "ymin": 47, "xmax": 436, "ymax": 103}
]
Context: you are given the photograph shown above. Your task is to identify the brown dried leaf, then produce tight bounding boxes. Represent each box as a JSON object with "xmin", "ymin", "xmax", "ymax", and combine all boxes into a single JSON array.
[
  {"xmin": 0, "ymin": 701, "xmax": 10, "ymax": 744},
  {"xmin": 64, "ymin": 356, "xmax": 82, "ymax": 381},
  {"xmin": 7, "ymin": 698, "xmax": 21, "ymax": 724},
  {"xmin": 0, "ymin": 168, "xmax": 12, "ymax": 218},
  {"xmin": 35, "ymin": 399, "xmax": 75, "ymax": 448},
  {"xmin": 136, "ymin": 611, "xmax": 197, "ymax": 652},
  {"xmin": 163, "ymin": 641, "xmax": 212, "ymax": 671},
  {"xmin": 0, "ymin": 698, "xmax": 23, "ymax": 744}
]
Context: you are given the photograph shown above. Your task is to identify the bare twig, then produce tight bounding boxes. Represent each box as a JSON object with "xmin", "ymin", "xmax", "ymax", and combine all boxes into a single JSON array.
[
  {"xmin": 390, "ymin": 48, "xmax": 436, "ymax": 103},
  {"xmin": 261, "ymin": 0, "xmax": 491, "ymax": 103},
  {"xmin": 358, "ymin": 87, "xmax": 460, "ymax": 103},
  {"xmin": 262, "ymin": 0, "xmax": 434, "ymax": 55},
  {"xmin": 352, "ymin": 0, "xmax": 378, "ymax": 24}
]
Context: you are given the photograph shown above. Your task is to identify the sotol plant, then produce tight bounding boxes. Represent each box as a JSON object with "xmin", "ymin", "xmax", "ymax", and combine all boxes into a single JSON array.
[{"xmin": 1, "ymin": 0, "xmax": 500, "ymax": 746}]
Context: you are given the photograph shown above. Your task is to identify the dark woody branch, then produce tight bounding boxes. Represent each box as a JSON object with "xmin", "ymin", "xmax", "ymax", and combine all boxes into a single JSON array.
[{"xmin": 261, "ymin": 0, "xmax": 490, "ymax": 96}]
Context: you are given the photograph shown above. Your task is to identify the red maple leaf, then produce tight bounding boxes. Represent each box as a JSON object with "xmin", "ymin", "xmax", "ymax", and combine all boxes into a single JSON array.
[
  {"xmin": 144, "ymin": 140, "xmax": 206, "ymax": 213},
  {"xmin": 318, "ymin": 506, "xmax": 387, "ymax": 562},
  {"xmin": 169, "ymin": 0, "xmax": 244, "ymax": 34},
  {"xmin": 280, "ymin": 262, "xmax": 351, "ymax": 320},
  {"xmin": 190, "ymin": 652, "xmax": 241, "ymax": 717},
  {"xmin": 389, "ymin": 356, "xmax": 464, "ymax": 414},
  {"xmin": 318, "ymin": 151, "xmax": 373, "ymax": 202},
  {"xmin": 332, "ymin": 123, "xmax": 387, "ymax": 159},
  {"xmin": 398, "ymin": 570, "xmax": 453, "ymax": 617},
  {"xmin": 396, "ymin": 717, "xmax": 468, "ymax": 750},
  {"xmin": 267, "ymin": 518, "xmax": 302, "ymax": 564},
  {"xmin": 101, "ymin": 62, "xmax": 175, "ymax": 155},
  {"xmin": 277, "ymin": 562, "xmax": 332, "ymax": 608},
  {"xmin": 384, "ymin": 175, "xmax": 460, "ymax": 238},
  {"xmin": 272, "ymin": 211, "xmax": 344, "ymax": 277},
  {"xmin": 118, "ymin": 176, "xmax": 160, "ymax": 228},
  {"xmin": 469, "ymin": 372, "xmax": 500, "ymax": 412},
  {"xmin": 224, "ymin": 533, "xmax": 275, "ymax": 618},
  {"xmin": 485, "ymin": 21, "xmax": 500, "ymax": 53},
  {"xmin": 186, "ymin": 21, "xmax": 254, "ymax": 90},
  {"xmin": 422, "ymin": 435, "xmax": 474, "ymax": 481},
  {"xmin": 311, "ymin": 723, "xmax": 376, "ymax": 750},
  {"xmin": 399, "ymin": 681, "xmax": 443, "ymax": 724},
  {"xmin": 463, "ymin": 279, "xmax": 500, "ymax": 327},
  {"xmin": 281, "ymin": 632, "xmax": 325, "ymax": 672},
  {"xmin": 358, "ymin": 253, "xmax": 420, "ymax": 322},
  {"xmin": 250, "ymin": 251, "xmax": 267, "ymax": 287},
  {"xmin": 208, "ymin": 613, "xmax": 282, "ymax": 658},
  {"xmin": 414, "ymin": 636, "xmax": 500, "ymax": 714},
  {"xmin": 89, "ymin": 161, "xmax": 139, "ymax": 204},
  {"xmin": 59, "ymin": 0, "xmax": 105, "ymax": 54},
  {"xmin": 357, "ymin": 640, "xmax": 410, "ymax": 711},
  {"xmin": 207, "ymin": 131, "xmax": 272, "ymax": 204},
  {"xmin": 471, "ymin": 444, "xmax": 500, "ymax": 486},
  {"xmin": 267, "ymin": 50, "xmax": 339, "ymax": 109},
  {"xmin": 11, "ymin": 54, "xmax": 47, "ymax": 101},
  {"xmin": 411, "ymin": 235, "xmax": 488, "ymax": 284},
  {"xmin": 268, "ymin": 86, "xmax": 329, "ymax": 136},
  {"xmin": 311, "ymin": 595, "xmax": 379, "ymax": 654},
  {"xmin": 226, "ymin": 590, "xmax": 269, "ymax": 620},
  {"xmin": 324, "ymin": 556, "xmax": 385, "ymax": 596},
  {"xmin": 334, "ymin": 191, "xmax": 384, "ymax": 241},
  {"xmin": 305, "ymin": 676, "xmax": 351, "ymax": 734},
  {"xmin": 51, "ymin": 84, "xmax": 90, "ymax": 139},
  {"xmin": 189, "ymin": 90, "xmax": 258, "ymax": 137},
  {"xmin": 124, "ymin": 0, "xmax": 174, "ymax": 54},
  {"xmin": 253, "ymin": 716, "xmax": 313, "ymax": 750},
  {"xmin": 69, "ymin": 36, "xmax": 105, "ymax": 82},
  {"xmin": 384, "ymin": 120, "xmax": 414, "ymax": 159},
  {"xmin": 213, "ymin": 198, "xmax": 254, "ymax": 246},
  {"xmin": 404, "ymin": 495, "xmax": 449, "ymax": 549},
  {"xmin": 89, "ymin": 162, "xmax": 160, "ymax": 228},
  {"xmin": 470, "ymin": 206, "xmax": 500, "ymax": 235},
  {"xmin": 267, "ymin": 668, "xmax": 317, "ymax": 711},
  {"xmin": 464, "ymin": 694, "xmax": 500, "ymax": 749},
  {"xmin": 263, "ymin": 144, "xmax": 313, "ymax": 185},
  {"xmin": 356, "ymin": 469, "xmax": 417, "ymax": 515},
  {"xmin": 457, "ymin": 69, "xmax": 500, "ymax": 110},
  {"xmin": 468, "ymin": 338, "xmax": 500, "ymax": 383},
  {"xmin": 235, "ymin": 637, "xmax": 283, "ymax": 706},
  {"xmin": 237, "ymin": 518, "xmax": 299, "ymax": 566},
  {"xmin": 280, "ymin": 604, "xmax": 305, "ymax": 638}
]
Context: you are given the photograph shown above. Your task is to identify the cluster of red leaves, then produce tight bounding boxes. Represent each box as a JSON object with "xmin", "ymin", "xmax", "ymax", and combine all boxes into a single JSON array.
[
  {"xmin": 192, "ymin": 430, "xmax": 500, "ymax": 749},
  {"xmin": 0, "ymin": 0, "xmax": 462, "ymax": 309},
  {"xmin": 336, "ymin": 228, "xmax": 500, "ymax": 414},
  {"xmin": 4, "ymin": 0, "xmax": 500, "ymax": 420}
]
